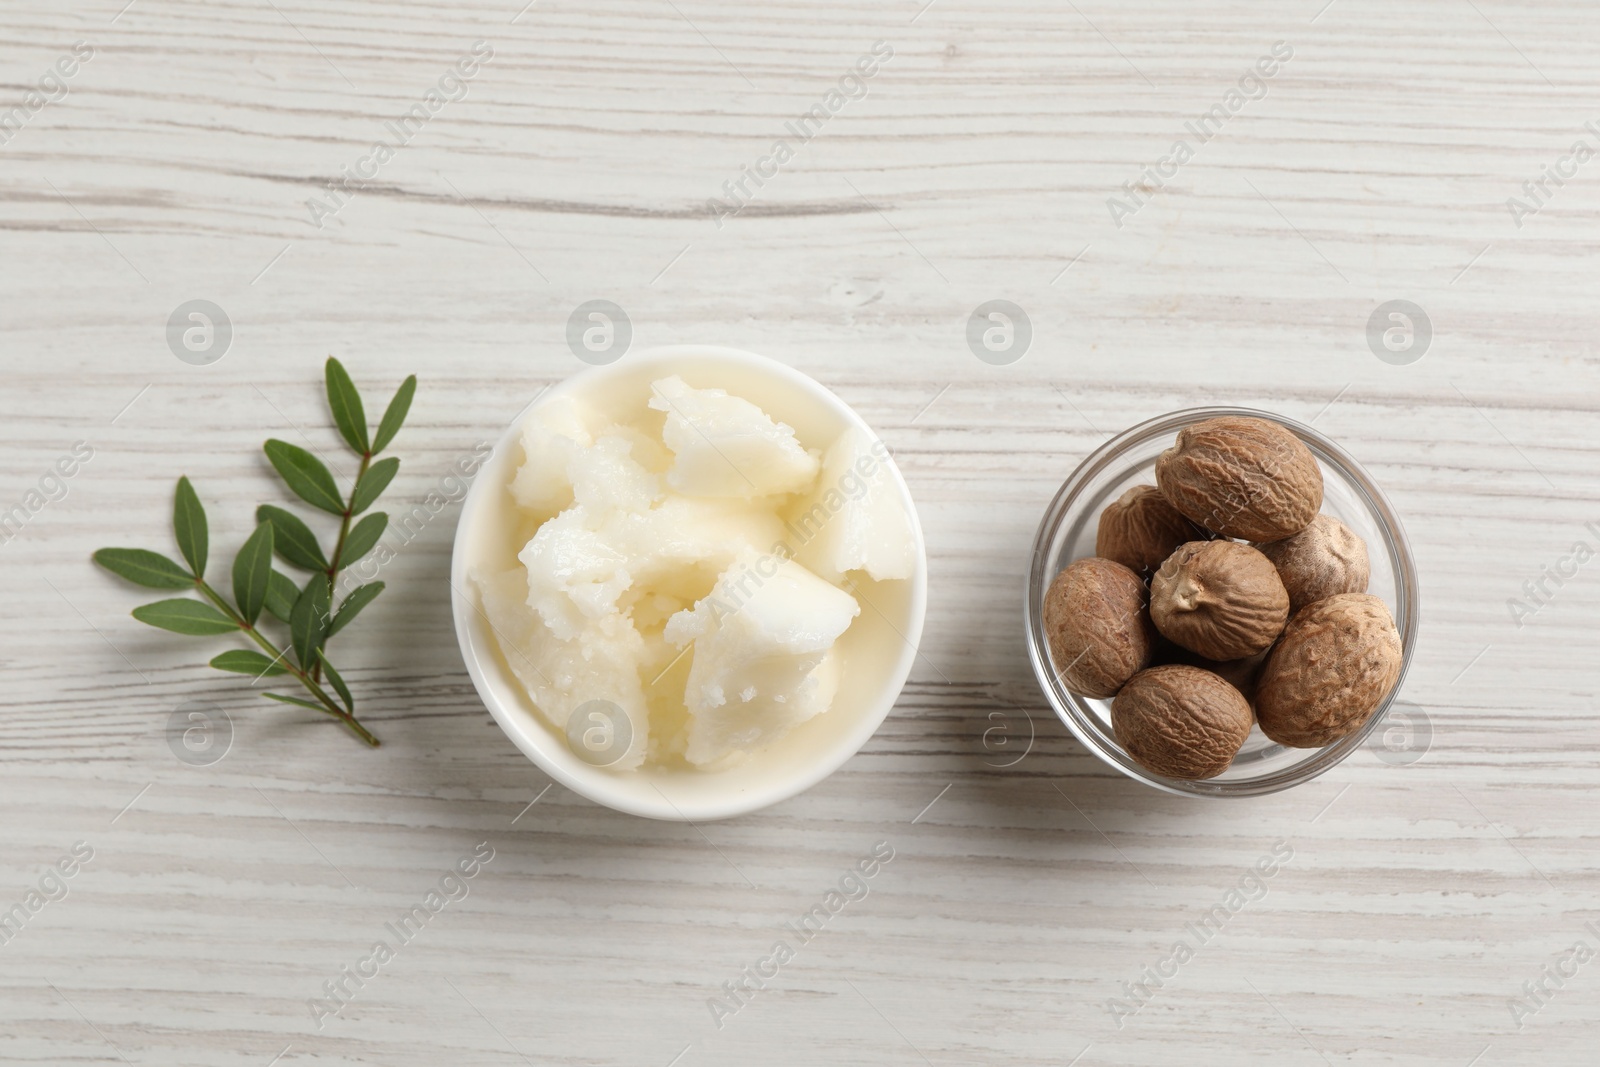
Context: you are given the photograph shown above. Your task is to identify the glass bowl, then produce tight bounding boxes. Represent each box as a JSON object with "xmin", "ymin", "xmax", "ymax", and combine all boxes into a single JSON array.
[{"xmin": 1024, "ymin": 407, "xmax": 1420, "ymax": 798}]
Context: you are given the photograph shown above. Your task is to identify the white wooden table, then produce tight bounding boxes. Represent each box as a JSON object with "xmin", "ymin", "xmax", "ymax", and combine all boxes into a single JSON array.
[{"xmin": 3, "ymin": 1, "xmax": 1596, "ymax": 1063}]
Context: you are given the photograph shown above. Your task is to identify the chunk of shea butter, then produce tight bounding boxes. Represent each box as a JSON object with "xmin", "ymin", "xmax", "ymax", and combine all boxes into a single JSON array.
[
  {"xmin": 520, "ymin": 496, "xmax": 784, "ymax": 640},
  {"xmin": 519, "ymin": 506, "xmax": 630, "ymax": 641},
  {"xmin": 474, "ymin": 567, "xmax": 649, "ymax": 770},
  {"xmin": 647, "ymin": 375, "xmax": 820, "ymax": 498},
  {"xmin": 794, "ymin": 427, "xmax": 915, "ymax": 582},
  {"xmin": 624, "ymin": 495, "xmax": 785, "ymax": 589},
  {"xmin": 510, "ymin": 395, "xmax": 593, "ymax": 517},
  {"xmin": 567, "ymin": 432, "xmax": 662, "ymax": 514},
  {"xmin": 665, "ymin": 553, "xmax": 860, "ymax": 765}
]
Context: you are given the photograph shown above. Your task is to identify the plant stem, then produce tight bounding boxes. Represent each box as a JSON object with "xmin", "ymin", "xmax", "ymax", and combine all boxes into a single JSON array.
[
  {"xmin": 193, "ymin": 578, "xmax": 380, "ymax": 747},
  {"xmin": 314, "ymin": 450, "xmax": 372, "ymax": 683}
]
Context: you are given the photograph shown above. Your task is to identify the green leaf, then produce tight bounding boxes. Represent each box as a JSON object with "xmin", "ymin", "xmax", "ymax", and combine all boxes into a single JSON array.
[
  {"xmin": 173, "ymin": 477, "xmax": 208, "ymax": 577},
  {"xmin": 327, "ymin": 581, "xmax": 384, "ymax": 638},
  {"xmin": 231, "ymin": 522, "xmax": 275, "ymax": 625},
  {"xmin": 262, "ymin": 691, "xmax": 331, "ymax": 713},
  {"xmin": 256, "ymin": 505, "xmax": 329, "ymax": 571},
  {"xmin": 371, "ymin": 375, "xmax": 416, "ymax": 453},
  {"xmin": 210, "ymin": 649, "xmax": 288, "ymax": 676},
  {"xmin": 325, "ymin": 357, "xmax": 369, "ymax": 455},
  {"xmin": 320, "ymin": 655, "xmax": 354, "ymax": 711},
  {"xmin": 350, "ymin": 457, "xmax": 399, "ymax": 515},
  {"xmin": 264, "ymin": 439, "xmax": 346, "ymax": 516},
  {"xmin": 290, "ymin": 577, "xmax": 331, "ymax": 668},
  {"xmin": 131, "ymin": 598, "xmax": 237, "ymax": 636},
  {"xmin": 339, "ymin": 513, "xmax": 387, "ymax": 567},
  {"xmin": 93, "ymin": 548, "xmax": 195, "ymax": 590},
  {"xmin": 264, "ymin": 570, "xmax": 300, "ymax": 623}
]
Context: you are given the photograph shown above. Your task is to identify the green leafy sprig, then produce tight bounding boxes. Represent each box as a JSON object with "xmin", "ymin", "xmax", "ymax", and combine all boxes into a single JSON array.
[{"xmin": 94, "ymin": 358, "xmax": 417, "ymax": 747}]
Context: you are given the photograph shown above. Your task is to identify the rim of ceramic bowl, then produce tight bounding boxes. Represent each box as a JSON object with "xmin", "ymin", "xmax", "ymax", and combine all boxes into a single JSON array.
[
  {"xmin": 1025, "ymin": 406, "xmax": 1420, "ymax": 798},
  {"xmin": 450, "ymin": 345, "xmax": 929, "ymax": 820}
]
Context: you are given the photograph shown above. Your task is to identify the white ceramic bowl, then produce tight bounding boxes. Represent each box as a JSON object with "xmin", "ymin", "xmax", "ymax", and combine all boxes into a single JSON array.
[{"xmin": 451, "ymin": 346, "xmax": 928, "ymax": 821}]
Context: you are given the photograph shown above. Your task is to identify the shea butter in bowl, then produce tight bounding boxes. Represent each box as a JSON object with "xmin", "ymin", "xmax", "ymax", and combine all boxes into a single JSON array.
[{"xmin": 452, "ymin": 346, "xmax": 927, "ymax": 820}]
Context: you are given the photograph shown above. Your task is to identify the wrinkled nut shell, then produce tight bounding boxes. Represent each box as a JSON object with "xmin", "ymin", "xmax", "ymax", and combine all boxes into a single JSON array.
[
  {"xmin": 1112, "ymin": 665, "xmax": 1255, "ymax": 780},
  {"xmin": 1043, "ymin": 557, "xmax": 1153, "ymax": 699},
  {"xmin": 1256, "ymin": 593, "xmax": 1402, "ymax": 748},
  {"xmin": 1156, "ymin": 416, "xmax": 1323, "ymax": 541},
  {"xmin": 1096, "ymin": 485, "xmax": 1206, "ymax": 575},
  {"xmin": 1166, "ymin": 646, "xmax": 1269, "ymax": 708},
  {"xmin": 1258, "ymin": 513, "xmax": 1370, "ymax": 613},
  {"xmin": 1150, "ymin": 540, "xmax": 1289, "ymax": 661}
]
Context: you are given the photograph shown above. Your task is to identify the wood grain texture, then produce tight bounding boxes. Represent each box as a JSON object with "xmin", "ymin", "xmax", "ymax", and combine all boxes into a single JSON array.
[{"xmin": 3, "ymin": 0, "xmax": 1599, "ymax": 1063}]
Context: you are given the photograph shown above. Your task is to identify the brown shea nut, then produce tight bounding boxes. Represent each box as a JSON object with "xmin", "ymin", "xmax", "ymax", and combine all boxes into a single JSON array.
[
  {"xmin": 1112, "ymin": 666, "xmax": 1255, "ymax": 780},
  {"xmin": 1096, "ymin": 485, "xmax": 1206, "ymax": 575},
  {"xmin": 1256, "ymin": 593, "xmax": 1402, "ymax": 748},
  {"xmin": 1042, "ymin": 557, "xmax": 1153, "ymax": 699},
  {"xmin": 1257, "ymin": 513, "xmax": 1370, "ymax": 613},
  {"xmin": 1167, "ymin": 646, "xmax": 1270, "ymax": 709},
  {"xmin": 1155, "ymin": 416, "xmax": 1323, "ymax": 541},
  {"xmin": 1150, "ymin": 541, "xmax": 1289, "ymax": 661}
]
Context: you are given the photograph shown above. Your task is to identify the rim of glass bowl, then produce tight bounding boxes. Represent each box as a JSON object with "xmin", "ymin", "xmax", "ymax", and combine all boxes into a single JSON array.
[{"xmin": 1024, "ymin": 406, "xmax": 1421, "ymax": 798}]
